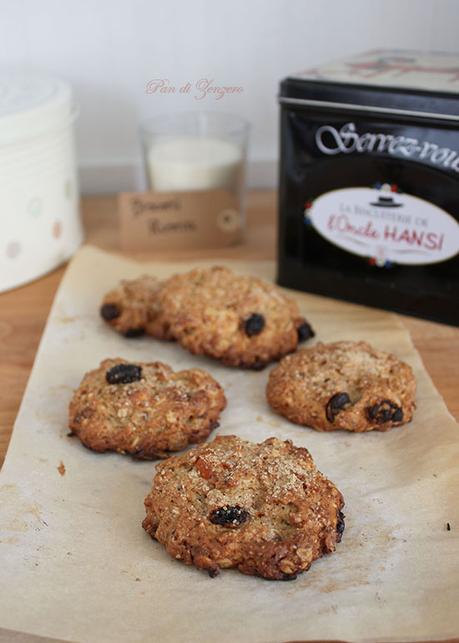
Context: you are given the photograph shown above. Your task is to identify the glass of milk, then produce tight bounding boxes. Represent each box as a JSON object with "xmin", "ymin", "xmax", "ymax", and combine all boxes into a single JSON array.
[{"xmin": 140, "ymin": 111, "xmax": 249, "ymax": 226}]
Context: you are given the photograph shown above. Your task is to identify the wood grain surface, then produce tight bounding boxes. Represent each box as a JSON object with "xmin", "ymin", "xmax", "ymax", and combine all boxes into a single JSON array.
[{"xmin": 0, "ymin": 191, "xmax": 457, "ymax": 466}]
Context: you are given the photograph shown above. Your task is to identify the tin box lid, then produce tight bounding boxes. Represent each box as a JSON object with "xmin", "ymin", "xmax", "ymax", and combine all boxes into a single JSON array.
[
  {"xmin": 280, "ymin": 49, "xmax": 459, "ymax": 121},
  {"xmin": 0, "ymin": 72, "xmax": 75, "ymax": 145}
]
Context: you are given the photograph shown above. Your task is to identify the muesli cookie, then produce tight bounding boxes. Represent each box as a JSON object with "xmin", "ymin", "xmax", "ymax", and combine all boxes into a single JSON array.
[
  {"xmin": 68, "ymin": 358, "xmax": 226, "ymax": 458},
  {"xmin": 142, "ymin": 435, "xmax": 344, "ymax": 579},
  {"xmin": 267, "ymin": 341, "xmax": 416, "ymax": 432},
  {"xmin": 100, "ymin": 275, "xmax": 172, "ymax": 339},
  {"xmin": 159, "ymin": 266, "xmax": 314, "ymax": 368}
]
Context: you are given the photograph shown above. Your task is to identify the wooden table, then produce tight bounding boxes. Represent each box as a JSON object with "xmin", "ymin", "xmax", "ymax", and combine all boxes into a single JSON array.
[{"xmin": 0, "ymin": 191, "xmax": 458, "ymax": 466}]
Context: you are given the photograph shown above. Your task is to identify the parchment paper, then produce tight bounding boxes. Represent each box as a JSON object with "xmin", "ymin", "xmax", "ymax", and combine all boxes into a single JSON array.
[{"xmin": 0, "ymin": 246, "xmax": 458, "ymax": 643}]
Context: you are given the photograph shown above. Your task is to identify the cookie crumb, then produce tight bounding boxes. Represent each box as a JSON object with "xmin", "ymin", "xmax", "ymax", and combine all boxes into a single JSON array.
[{"xmin": 57, "ymin": 461, "xmax": 66, "ymax": 476}]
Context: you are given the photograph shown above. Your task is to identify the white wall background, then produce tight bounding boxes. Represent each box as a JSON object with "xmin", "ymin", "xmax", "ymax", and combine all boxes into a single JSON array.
[{"xmin": 1, "ymin": 0, "xmax": 458, "ymax": 193}]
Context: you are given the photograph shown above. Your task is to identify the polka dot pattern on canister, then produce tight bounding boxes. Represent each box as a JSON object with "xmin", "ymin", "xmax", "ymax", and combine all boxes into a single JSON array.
[
  {"xmin": 27, "ymin": 197, "xmax": 43, "ymax": 218},
  {"xmin": 6, "ymin": 241, "xmax": 21, "ymax": 259},
  {"xmin": 64, "ymin": 179, "xmax": 73, "ymax": 200},
  {"xmin": 52, "ymin": 220, "xmax": 63, "ymax": 239}
]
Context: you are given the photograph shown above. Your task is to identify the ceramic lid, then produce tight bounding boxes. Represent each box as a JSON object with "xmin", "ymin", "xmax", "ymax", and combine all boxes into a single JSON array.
[{"xmin": 0, "ymin": 72, "xmax": 75, "ymax": 145}]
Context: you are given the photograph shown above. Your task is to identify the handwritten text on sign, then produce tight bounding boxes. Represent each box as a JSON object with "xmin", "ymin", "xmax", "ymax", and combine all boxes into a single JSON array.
[{"xmin": 118, "ymin": 190, "xmax": 242, "ymax": 251}]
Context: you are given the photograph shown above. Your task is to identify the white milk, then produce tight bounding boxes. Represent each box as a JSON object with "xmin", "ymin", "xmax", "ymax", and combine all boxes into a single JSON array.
[{"xmin": 147, "ymin": 136, "xmax": 242, "ymax": 191}]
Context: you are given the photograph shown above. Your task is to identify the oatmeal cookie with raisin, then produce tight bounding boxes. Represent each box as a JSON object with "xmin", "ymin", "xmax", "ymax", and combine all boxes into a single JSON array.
[
  {"xmin": 100, "ymin": 275, "xmax": 172, "ymax": 339},
  {"xmin": 142, "ymin": 435, "xmax": 344, "ymax": 579},
  {"xmin": 69, "ymin": 358, "xmax": 226, "ymax": 458},
  {"xmin": 159, "ymin": 266, "xmax": 314, "ymax": 368},
  {"xmin": 267, "ymin": 341, "xmax": 416, "ymax": 432}
]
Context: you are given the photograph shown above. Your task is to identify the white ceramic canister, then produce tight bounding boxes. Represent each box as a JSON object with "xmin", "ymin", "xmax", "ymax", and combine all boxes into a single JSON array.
[{"xmin": 0, "ymin": 72, "xmax": 83, "ymax": 292}]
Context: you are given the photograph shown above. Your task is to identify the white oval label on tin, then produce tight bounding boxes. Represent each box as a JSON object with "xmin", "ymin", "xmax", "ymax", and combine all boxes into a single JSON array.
[{"xmin": 306, "ymin": 187, "xmax": 459, "ymax": 266}]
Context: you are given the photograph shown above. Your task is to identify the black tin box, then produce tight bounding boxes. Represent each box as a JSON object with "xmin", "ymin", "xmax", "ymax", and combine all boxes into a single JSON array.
[{"xmin": 278, "ymin": 49, "xmax": 459, "ymax": 325}]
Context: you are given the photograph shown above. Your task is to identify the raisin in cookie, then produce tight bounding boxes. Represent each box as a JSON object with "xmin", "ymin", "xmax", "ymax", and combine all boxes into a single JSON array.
[
  {"xmin": 159, "ymin": 266, "xmax": 314, "ymax": 369},
  {"xmin": 267, "ymin": 341, "xmax": 416, "ymax": 432},
  {"xmin": 100, "ymin": 275, "xmax": 172, "ymax": 339},
  {"xmin": 142, "ymin": 435, "xmax": 344, "ymax": 579},
  {"xmin": 69, "ymin": 358, "xmax": 226, "ymax": 458}
]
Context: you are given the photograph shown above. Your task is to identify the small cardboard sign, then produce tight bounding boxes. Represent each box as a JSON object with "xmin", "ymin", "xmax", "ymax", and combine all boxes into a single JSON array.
[{"xmin": 118, "ymin": 190, "xmax": 242, "ymax": 251}]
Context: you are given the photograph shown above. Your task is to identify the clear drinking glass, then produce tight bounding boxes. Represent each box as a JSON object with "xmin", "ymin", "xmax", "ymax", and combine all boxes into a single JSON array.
[{"xmin": 140, "ymin": 111, "xmax": 249, "ymax": 232}]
